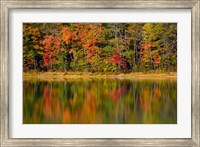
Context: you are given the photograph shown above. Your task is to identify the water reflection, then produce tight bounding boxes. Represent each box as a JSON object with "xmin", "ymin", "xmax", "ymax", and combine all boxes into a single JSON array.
[{"xmin": 23, "ymin": 79, "xmax": 177, "ymax": 124}]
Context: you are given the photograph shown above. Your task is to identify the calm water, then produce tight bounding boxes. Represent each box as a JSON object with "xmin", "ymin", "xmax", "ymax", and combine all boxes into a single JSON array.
[{"xmin": 23, "ymin": 79, "xmax": 177, "ymax": 124}]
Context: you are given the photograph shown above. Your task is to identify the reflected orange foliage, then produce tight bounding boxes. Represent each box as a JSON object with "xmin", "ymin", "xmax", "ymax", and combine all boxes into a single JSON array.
[
  {"xmin": 153, "ymin": 87, "xmax": 160, "ymax": 98},
  {"xmin": 63, "ymin": 108, "xmax": 71, "ymax": 123},
  {"xmin": 140, "ymin": 88, "xmax": 151, "ymax": 112},
  {"xmin": 43, "ymin": 86, "xmax": 61, "ymax": 120},
  {"xmin": 43, "ymin": 87, "xmax": 52, "ymax": 117},
  {"xmin": 79, "ymin": 91, "xmax": 97, "ymax": 123}
]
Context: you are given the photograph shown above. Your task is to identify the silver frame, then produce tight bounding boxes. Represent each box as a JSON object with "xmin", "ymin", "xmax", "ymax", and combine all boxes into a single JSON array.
[{"xmin": 0, "ymin": 0, "xmax": 199, "ymax": 146}]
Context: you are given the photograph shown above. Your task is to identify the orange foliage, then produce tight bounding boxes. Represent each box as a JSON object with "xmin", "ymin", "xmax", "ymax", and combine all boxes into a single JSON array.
[
  {"xmin": 74, "ymin": 24, "xmax": 102, "ymax": 63},
  {"xmin": 42, "ymin": 35, "xmax": 61, "ymax": 67},
  {"xmin": 62, "ymin": 27, "xmax": 71, "ymax": 45},
  {"xmin": 138, "ymin": 42, "xmax": 151, "ymax": 55},
  {"xmin": 153, "ymin": 55, "xmax": 160, "ymax": 64}
]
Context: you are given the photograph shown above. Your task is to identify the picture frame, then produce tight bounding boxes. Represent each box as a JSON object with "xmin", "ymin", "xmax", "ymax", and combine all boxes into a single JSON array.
[{"xmin": 0, "ymin": 0, "xmax": 199, "ymax": 146}]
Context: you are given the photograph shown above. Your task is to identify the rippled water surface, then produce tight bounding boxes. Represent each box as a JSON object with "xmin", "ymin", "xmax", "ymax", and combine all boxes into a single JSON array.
[{"xmin": 23, "ymin": 79, "xmax": 177, "ymax": 124}]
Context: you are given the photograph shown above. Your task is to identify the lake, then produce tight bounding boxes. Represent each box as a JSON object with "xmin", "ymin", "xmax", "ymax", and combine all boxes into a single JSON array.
[{"xmin": 23, "ymin": 78, "xmax": 177, "ymax": 124}]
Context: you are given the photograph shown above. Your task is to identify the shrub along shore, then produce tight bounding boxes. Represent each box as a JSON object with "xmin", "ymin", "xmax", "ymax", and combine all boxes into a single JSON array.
[{"xmin": 23, "ymin": 72, "xmax": 177, "ymax": 81}]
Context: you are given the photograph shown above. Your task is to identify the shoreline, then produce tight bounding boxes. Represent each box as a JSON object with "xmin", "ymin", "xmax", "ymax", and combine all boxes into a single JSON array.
[{"xmin": 23, "ymin": 72, "xmax": 177, "ymax": 81}]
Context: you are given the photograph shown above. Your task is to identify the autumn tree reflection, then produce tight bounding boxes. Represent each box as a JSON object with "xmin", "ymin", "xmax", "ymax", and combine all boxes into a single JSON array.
[{"xmin": 23, "ymin": 79, "xmax": 177, "ymax": 124}]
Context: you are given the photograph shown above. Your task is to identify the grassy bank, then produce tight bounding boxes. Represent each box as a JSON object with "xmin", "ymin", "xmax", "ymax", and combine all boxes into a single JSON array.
[{"xmin": 23, "ymin": 71, "xmax": 177, "ymax": 81}]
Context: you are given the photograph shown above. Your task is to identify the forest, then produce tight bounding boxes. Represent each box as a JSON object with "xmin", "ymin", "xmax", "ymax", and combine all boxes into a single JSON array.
[{"xmin": 23, "ymin": 23, "xmax": 177, "ymax": 73}]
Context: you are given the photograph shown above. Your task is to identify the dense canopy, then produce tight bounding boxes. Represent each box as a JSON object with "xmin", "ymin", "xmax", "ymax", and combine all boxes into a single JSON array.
[{"xmin": 23, "ymin": 23, "xmax": 177, "ymax": 72}]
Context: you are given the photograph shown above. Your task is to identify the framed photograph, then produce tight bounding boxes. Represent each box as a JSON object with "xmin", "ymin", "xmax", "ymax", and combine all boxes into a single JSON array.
[{"xmin": 1, "ymin": 0, "xmax": 199, "ymax": 146}]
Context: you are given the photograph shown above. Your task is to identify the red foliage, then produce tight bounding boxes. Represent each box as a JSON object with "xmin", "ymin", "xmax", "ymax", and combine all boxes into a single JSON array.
[{"xmin": 108, "ymin": 51, "xmax": 127, "ymax": 68}]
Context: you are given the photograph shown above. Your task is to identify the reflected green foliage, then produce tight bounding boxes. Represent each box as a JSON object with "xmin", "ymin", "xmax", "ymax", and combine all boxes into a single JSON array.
[{"xmin": 23, "ymin": 79, "xmax": 176, "ymax": 124}]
